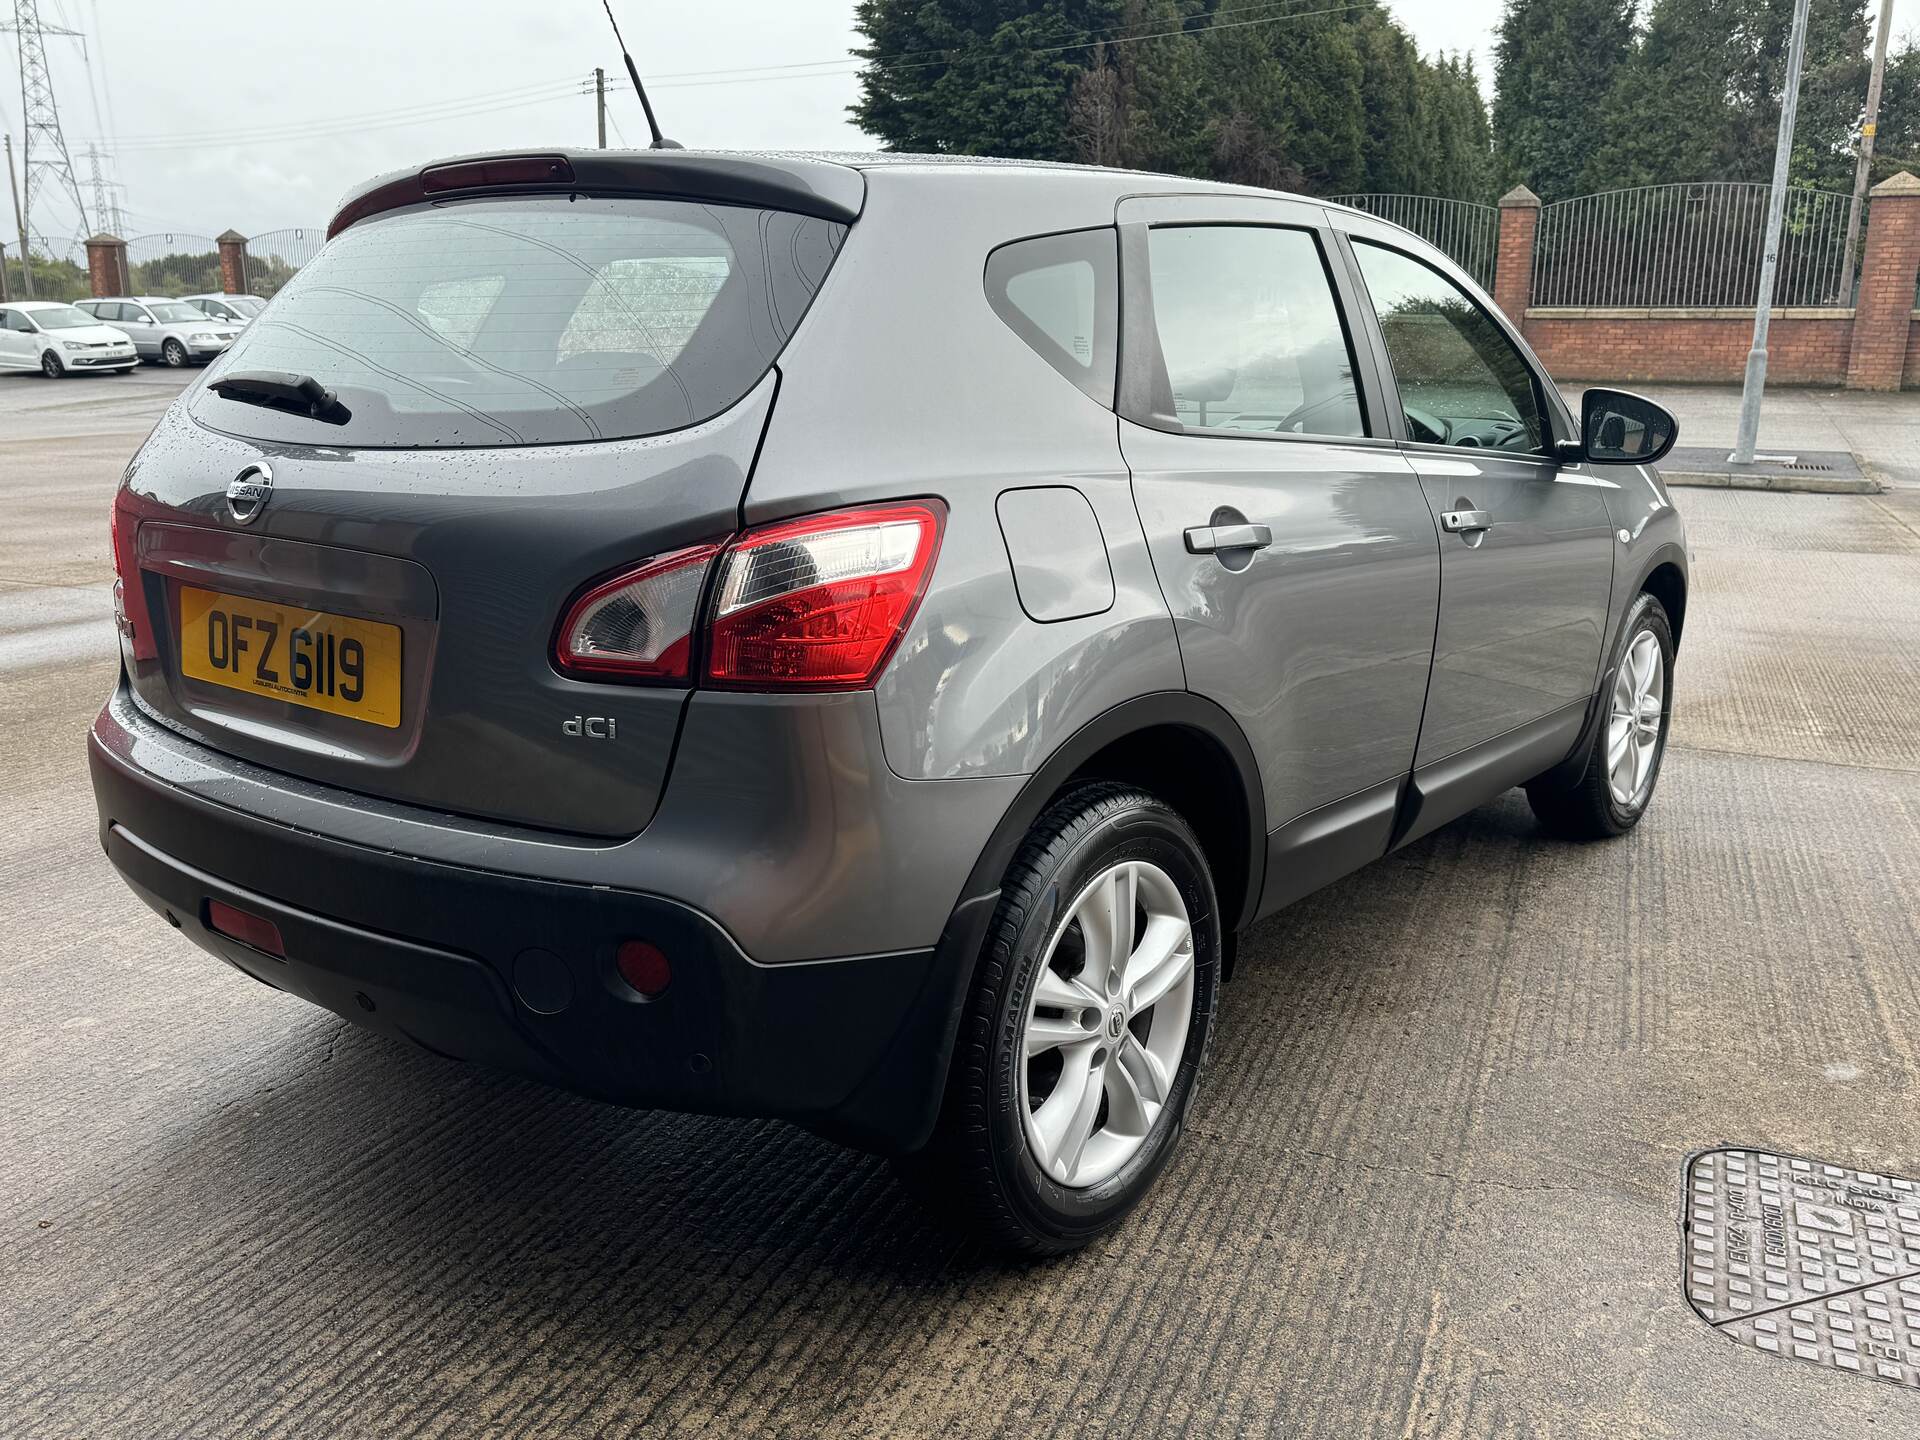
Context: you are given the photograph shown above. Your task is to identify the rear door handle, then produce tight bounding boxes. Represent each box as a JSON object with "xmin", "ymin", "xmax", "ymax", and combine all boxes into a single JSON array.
[
  {"xmin": 1440, "ymin": 508, "xmax": 1492, "ymax": 535},
  {"xmin": 1184, "ymin": 522, "xmax": 1273, "ymax": 554}
]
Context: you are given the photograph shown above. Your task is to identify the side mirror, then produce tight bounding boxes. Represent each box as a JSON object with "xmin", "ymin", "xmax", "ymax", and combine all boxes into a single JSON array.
[{"xmin": 1572, "ymin": 387, "xmax": 1678, "ymax": 465}]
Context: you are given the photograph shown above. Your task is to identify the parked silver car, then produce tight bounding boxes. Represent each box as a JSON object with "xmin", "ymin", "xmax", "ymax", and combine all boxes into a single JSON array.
[
  {"xmin": 181, "ymin": 293, "xmax": 266, "ymax": 326},
  {"xmin": 74, "ymin": 295, "xmax": 239, "ymax": 366},
  {"xmin": 0, "ymin": 299, "xmax": 138, "ymax": 376},
  {"xmin": 90, "ymin": 150, "xmax": 1687, "ymax": 1255}
]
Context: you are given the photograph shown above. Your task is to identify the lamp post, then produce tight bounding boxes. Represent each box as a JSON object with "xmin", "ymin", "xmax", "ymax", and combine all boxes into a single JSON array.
[{"xmin": 1730, "ymin": 0, "xmax": 1814, "ymax": 466}]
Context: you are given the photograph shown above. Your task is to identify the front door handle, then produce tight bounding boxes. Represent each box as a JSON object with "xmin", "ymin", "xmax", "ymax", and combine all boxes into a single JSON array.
[
  {"xmin": 1440, "ymin": 508, "xmax": 1492, "ymax": 535},
  {"xmin": 1184, "ymin": 522, "xmax": 1273, "ymax": 554}
]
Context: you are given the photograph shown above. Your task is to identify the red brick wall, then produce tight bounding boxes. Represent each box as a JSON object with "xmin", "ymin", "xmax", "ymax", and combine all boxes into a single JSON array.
[
  {"xmin": 1848, "ymin": 179, "xmax": 1920, "ymax": 390},
  {"xmin": 1523, "ymin": 310, "xmax": 1855, "ymax": 385}
]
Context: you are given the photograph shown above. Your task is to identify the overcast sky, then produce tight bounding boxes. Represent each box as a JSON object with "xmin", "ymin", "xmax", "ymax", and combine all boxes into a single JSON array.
[{"xmin": 5, "ymin": 0, "xmax": 1918, "ymax": 247}]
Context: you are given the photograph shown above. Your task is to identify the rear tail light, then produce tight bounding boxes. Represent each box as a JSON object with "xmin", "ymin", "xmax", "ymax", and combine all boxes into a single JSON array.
[
  {"xmin": 553, "ymin": 544, "xmax": 720, "ymax": 681},
  {"xmin": 207, "ymin": 899, "xmax": 285, "ymax": 958},
  {"xmin": 706, "ymin": 502, "xmax": 944, "ymax": 690},
  {"xmin": 109, "ymin": 485, "xmax": 157, "ymax": 661},
  {"xmin": 551, "ymin": 500, "xmax": 944, "ymax": 692}
]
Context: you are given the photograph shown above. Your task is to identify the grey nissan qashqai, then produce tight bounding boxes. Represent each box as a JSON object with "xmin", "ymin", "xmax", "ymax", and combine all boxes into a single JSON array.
[{"xmin": 90, "ymin": 150, "xmax": 1686, "ymax": 1255}]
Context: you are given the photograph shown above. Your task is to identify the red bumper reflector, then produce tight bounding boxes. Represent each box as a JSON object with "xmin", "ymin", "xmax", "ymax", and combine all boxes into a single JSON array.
[
  {"xmin": 616, "ymin": 940, "xmax": 671, "ymax": 998},
  {"xmin": 207, "ymin": 899, "xmax": 286, "ymax": 958}
]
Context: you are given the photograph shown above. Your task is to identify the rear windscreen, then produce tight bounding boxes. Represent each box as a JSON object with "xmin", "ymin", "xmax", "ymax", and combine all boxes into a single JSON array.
[{"xmin": 188, "ymin": 195, "xmax": 846, "ymax": 448}]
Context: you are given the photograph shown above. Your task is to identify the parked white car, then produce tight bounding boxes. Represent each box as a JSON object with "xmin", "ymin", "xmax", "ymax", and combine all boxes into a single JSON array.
[
  {"xmin": 74, "ymin": 296, "xmax": 240, "ymax": 366},
  {"xmin": 181, "ymin": 293, "xmax": 266, "ymax": 326},
  {"xmin": 0, "ymin": 300, "xmax": 139, "ymax": 377}
]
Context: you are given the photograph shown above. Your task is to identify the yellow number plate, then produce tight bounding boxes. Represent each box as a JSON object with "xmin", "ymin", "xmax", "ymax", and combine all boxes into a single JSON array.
[{"xmin": 178, "ymin": 585, "xmax": 403, "ymax": 729}]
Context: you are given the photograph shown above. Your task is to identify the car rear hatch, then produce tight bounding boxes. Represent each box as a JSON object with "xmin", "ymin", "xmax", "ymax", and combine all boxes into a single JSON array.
[{"xmin": 112, "ymin": 153, "xmax": 859, "ymax": 838}]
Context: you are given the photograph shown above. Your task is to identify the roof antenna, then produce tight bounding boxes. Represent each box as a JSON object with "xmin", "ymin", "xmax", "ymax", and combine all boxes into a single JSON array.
[{"xmin": 601, "ymin": 1, "xmax": 682, "ymax": 149}]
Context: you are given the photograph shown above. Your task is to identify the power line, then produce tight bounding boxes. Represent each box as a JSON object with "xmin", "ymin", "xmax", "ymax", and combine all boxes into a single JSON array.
[
  {"xmin": 90, "ymin": 74, "xmax": 589, "ymax": 151},
  {"xmin": 607, "ymin": 0, "xmax": 1365, "ymax": 91},
  {"xmin": 611, "ymin": 0, "xmax": 1339, "ymax": 84},
  {"xmin": 597, "ymin": 1, "xmax": 1370, "ymax": 94},
  {"xmin": 94, "ymin": 0, "xmax": 1366, "ymax": 156}
]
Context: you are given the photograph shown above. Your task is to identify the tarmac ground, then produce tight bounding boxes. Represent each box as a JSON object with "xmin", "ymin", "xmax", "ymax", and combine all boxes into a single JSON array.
[{"xmin": 4, "ymin": 367, "xmax": 1919, "ymax": 1437}]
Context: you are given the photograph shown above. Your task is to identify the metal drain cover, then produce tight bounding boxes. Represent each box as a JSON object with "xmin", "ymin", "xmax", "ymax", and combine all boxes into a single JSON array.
[{"xmin": 1685, "ymin": 1148, "xmax": 1920, "ymax": 1389}]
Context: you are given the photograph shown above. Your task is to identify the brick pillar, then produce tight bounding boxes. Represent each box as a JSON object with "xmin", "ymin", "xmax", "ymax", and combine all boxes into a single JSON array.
[
  {"xmin": 85, "ymin": 233, "xmax": 130, "ymax": 297},
  {"xmin": 1494, "ymin": 185, "xmax": 1541, "ymax": 328},
  {"xmin": 216, "ymin": 229, "xmax": 249, "ymax": 295},
  {"xmin": 1846, "ymin": 171, "xmax": 1920, "ymax": 391}
]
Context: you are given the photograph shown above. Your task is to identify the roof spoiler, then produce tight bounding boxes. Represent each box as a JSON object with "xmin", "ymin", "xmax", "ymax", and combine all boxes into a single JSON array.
[{"xmin": 327, "ymin": 150, "xmax": 866, "ymax": 239}]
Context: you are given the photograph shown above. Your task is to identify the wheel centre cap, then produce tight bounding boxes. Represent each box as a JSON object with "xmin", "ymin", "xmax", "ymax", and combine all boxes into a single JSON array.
[{"xmin": 1106, "ymin": 1005, "xmax": 1127, "ymax": 1041}]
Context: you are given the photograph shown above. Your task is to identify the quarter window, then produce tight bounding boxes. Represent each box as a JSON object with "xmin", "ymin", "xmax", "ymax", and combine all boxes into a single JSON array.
[
  {"xmin": 1141, "ymin": 225, "xmax": 1366, "ymax": 439},
  {"xmin": 985, "ymin": 228, "xmax": 1118, "ymax": 408},
  {"xmin": 1351, "ymin": 241, "xmax": 1546, "ymax": 454}
]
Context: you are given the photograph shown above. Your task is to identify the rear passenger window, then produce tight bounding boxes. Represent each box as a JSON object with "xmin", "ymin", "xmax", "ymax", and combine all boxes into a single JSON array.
[
  {"xmin": 985, "ymin": 229, "xmax": 1118, "ymax": 408},
  {"xmin": 1142, "ymin": 226, "xmax": 1366, "ymax": 439}
]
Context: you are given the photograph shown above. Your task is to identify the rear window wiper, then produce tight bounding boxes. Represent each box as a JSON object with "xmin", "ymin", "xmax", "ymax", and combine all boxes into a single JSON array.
[{"xmin": 208, "ymin": 370, "xmax": 352, "ymax": 426}]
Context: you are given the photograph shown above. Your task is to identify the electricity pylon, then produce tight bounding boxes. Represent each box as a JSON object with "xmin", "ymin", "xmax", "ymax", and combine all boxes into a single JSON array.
[
  {"xmin": 84, "ymin": 140, "xmax": 120, "ymax": 233},
  {"xmin": 2, "ymin": 0, "xmax": 92, "ymax": 248}
]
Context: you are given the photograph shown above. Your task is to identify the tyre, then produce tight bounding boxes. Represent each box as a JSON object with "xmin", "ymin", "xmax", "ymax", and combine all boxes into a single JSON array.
[
  {"xmin": 40, "ymin": 350, "xmax": 64, "ymax": 379},
  {"xmin": 902, "ymin": 782, "xmax": 1220, "ymax": 1256},
  {"xmin": 1526, "ymin": 592, "xmax": 1675, "ymax": 839},
  {"xmin": 161, "ymin": 339, "xmax": 188, "ymax": 368}
]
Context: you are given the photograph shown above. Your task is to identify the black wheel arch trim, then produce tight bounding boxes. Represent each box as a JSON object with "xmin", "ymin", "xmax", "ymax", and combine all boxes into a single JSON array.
[
  {"xmin": 955, "ymin": 690, "xmax": 1268, "ymax": 935},
  {"xmin": 1538, "ymin": 542, "xmax": 1688, "ymax": 791},
  {"xmin": 892, "ymin": 694, "xmax": 1264, "ymax": 1157}
]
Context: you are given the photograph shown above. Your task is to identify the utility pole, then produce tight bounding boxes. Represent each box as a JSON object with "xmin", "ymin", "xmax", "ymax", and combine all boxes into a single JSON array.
[
  {"xmin": 595, "ymin": 67, "xmax": 607, "ymax": 148},
  {"xmin": 1837, "ymin": 0, "xmax": 1895, "ymax": 305},
  {"xmin": 1730, "ymin": 0, "xmax": 1813, "ymax": 466},
  {"xmin": 5, "ymin": 133, "xmax": 31, "ymax": 298}
]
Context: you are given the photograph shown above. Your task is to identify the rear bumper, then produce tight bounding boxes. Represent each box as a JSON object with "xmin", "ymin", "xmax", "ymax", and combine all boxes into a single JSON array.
[{"xmin": 89, "ymin": 694, "xmax": 996, "ymax": 1154}]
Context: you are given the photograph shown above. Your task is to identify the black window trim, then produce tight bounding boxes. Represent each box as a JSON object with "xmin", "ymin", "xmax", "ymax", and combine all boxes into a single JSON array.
[
  {"xmin": 1115, "ymin": 217, "xmax": 1399, "ymax": 449},
  {"xmin": 1332, "ymin": 229, "xmax": 1569, "ymax": 463}
]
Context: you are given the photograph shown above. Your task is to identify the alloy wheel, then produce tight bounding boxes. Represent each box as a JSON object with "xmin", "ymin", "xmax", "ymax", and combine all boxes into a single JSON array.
[
  {"xmin": 41, "ymin": 351, "xmax": 61, "ymax": 378},
  {"xmin": 1607, "ymin": 629, "xmax": 1665, "ymax": 807},
  {"xmin": 162, "ymin": 340, "xmax": 186, "ymax": 367},
  {"xmin": 1019, "ymin": 859, "xmax": 1196, "ymax": 1189}
]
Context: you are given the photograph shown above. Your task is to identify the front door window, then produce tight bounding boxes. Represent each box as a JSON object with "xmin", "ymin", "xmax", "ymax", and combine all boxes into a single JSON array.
[{"xmin": 1351, "ymin": 241, "xmax": 1546, "ymax": 455}]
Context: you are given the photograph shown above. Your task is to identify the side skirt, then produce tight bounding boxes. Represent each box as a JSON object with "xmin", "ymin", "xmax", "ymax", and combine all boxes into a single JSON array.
[
  {"xmin": 1390, "ymin": 698, "xmax": 1589, "ymax": 852},
  {"xmin": 1254, "ymin": 776, "xmax": 1403, "ymax": 921},
  {"xmin": 1243, "ymin": 696, "xmax": 1596, "ymax": 931}
]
